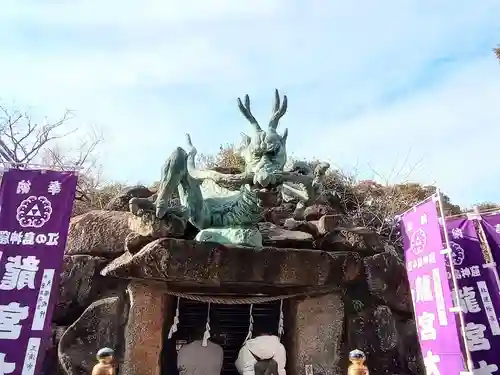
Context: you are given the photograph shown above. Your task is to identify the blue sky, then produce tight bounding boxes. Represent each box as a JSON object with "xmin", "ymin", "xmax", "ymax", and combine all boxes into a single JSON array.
[{"xmin": 1, "ymin": 1, "xmax": 500, "ymax": 207}]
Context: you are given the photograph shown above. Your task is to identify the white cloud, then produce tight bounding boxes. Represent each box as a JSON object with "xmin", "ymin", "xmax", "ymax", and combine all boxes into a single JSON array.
[
  {"xmin": 2, "ymin": 0, "xmax": 282, "ymax": 27},
  {"xmin": 0, "ymin": 0, "xmax": 499, "ymax": 205},
  {"xmin": 311, "ymin": 56, "xmax": 500, "ymax": 204}
]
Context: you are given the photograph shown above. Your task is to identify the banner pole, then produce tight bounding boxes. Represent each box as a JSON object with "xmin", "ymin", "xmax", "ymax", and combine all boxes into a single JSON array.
[
  {"xmin": 0, "ymin": 162, "xmax": 83, "ymax": 172},
  {"xmin": 437, "ymin": 189, "xmax": 473, "ymax": 372},
  {"xmin": 472, "ymin": 206, "xmax": 500, "ymax": 297}
]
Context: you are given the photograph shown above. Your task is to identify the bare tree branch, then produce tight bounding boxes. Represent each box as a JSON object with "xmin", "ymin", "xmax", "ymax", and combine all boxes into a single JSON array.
[
  {"xmin": 39, "ymin": 125, "xmax": 104, "ymax": 204},
  {"xmin": 0, "ymin": 105, "xmax": 75, "ymax": 164}
]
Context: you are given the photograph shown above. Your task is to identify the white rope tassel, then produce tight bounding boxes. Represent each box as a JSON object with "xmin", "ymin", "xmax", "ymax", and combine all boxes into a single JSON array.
[
  {"xmin": 278, "ymin": 299, "xmax": 284, "ymax": 338},
  {"xmin": 244, "ymin": 304, "xmax": 254, "ymax": 342},
  {"xmin": 168, "ymin": 297, "xmax": 181, "ymax": 339},
  {"xmin": 202, "ymin": 302, "xmax": 211, "ymax": 347}
]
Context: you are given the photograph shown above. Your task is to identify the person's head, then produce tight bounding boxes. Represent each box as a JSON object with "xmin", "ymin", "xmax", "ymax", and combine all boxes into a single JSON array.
[
  {"xmin": 96, "ymin": 348, "xmax": 115, "ymax": 364},
  {"xmin": 252, "ymin": 326, "xmax": 277, "ymax": 338},
  {"xmin": 190, "ymin": 326, "xmax": 207, "ymax": 342}
]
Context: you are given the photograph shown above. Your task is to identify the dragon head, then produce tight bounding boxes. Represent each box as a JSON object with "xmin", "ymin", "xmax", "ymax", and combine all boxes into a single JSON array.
[
  {"xmin": 235, "ymin": 90, "xmax": 288, "ymax": 200},
  {"xmin": 185, "ymin": 90, "xmax": 321, "ymax": 207}
]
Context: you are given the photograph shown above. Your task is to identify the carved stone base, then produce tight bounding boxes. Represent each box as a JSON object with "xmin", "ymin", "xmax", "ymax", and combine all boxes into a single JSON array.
[
  {"xmin": 195, "ymin": 226, "xmax": 263, "ymax": 247},
  {"xmin": 128, "ymin": 212, "xmax": 186, "ymax": 239}
]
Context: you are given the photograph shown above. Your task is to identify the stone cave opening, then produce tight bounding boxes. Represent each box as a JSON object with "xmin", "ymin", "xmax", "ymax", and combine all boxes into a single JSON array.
[{"xmin": 161, "ymin": 298, "xmax": 291, "ymax": 375}]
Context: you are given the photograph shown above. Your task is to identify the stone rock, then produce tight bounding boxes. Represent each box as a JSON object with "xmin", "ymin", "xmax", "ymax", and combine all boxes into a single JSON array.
[
  {"xmin": 395, "ymin": 319, "xmax": 425, "ymax": 375},
  {"xmin": 344, "ymin": 252, "xmax": 363, "ymax": 282},
  {"xmin": 283, "ymin": 218, "xmax": 320, "ymax": 238},
  {"xmin": 54, "ymin": 325, "xmax": 68, "ymax": 342},
  {"xmin": 56, "ymin": 178, "xmax": 415, "ymax": 375},
  {"xmin": 125, "ymin": 232, "xmax": 155, "ymax": 254},
  {"xmin": 41, "ymin": 343, "xmax": 59, "ymax": 375},
  {"xmin": 364, "ymin": 252, "xmax": 412, "ymax": 312},
  {"xmin": 263, "ymin": 203, "xmax": 296, "ymax": 226},
  {"xmin": 345, "ymin": 305, "xmax": 422, "ymax": 374},
  {"xmin": 283, "ymin": 215, "xmax": 342, "ymax": 238},
  {"xmin": 370, "ymin": 306, "xmax": 401, "ymax": 372},
  {"xmin": 315, "ymin": 227, "xmax": 384, "ymax": 253},
  {"xmin": 105, "ymin": 185, "xmax": 154, "ymax": 212},
  {"xmin": 347, "ymin": 308, "xmax": 369, "ymax": 351},
  {"xmin": 195, "ymin": 227, "xmax": 263, "ymax": 247},
  {"xmin": 66, "ymin": 210, "xmax": 132, "ymax": 258},
  {"xmin": 343, "ymin": 226, "xmax": 385, "ymax": 252},
  {"xmin": 128, "ymin": 212, "xmax": 186, "ymax": 239},
  {"xmin": 41, "ymin": 325, "xmax": 70, "ymax": 375},
  {"xmin": 121, "ymin": 282, "xmax": 167, "ymax": 375},
  {"xmin": 101, "ymin": 238, "xmax": 362, "ymax": 288},
  {"xmin": 303, "ymin": 204, "xmax": 336, "ymax": 221},
  {"xmin": 337, "ymin": 227, "xmax": 371, "ymax": 250},
  {"xmin": 258, "ymin": 222, "xmax": 314, "ymax": 248},
  {"xmin": 291, "ymin": 293, "xmax": 344, "ymax": 375},
  {"xmin": 59, "ymin": 296, "xmax": 128, "ymax": 375},
  {"xmin": 316, "ymin": 215, "xmax": 341, "ymax": 235},
  {"xmin": 344, "ymin": 281, "xmax": 373, "ymax": 315},
  {"xmin": 292, "ymin": 203, "xmax": 306, "ymax": 220},
  {"xmin": 55, "ymin": 255, "xmax": 125, "ymax": 325},
  {"xmin": 373, "ymin": 305, "xmax": 399, "ymax": 352},
  {"xmin": 346, "ymin": 306, "xmax": 401, "ymax": 374},
  {"xmin": 318, "ymin": 191, "xmax": 346, "ymax": 214},
  {"xmin": 315, "ymin": 232, "xmax": 355, "ymax": 252}
]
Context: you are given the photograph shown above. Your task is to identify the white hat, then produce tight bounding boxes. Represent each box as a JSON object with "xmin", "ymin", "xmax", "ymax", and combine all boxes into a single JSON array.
[{"xmin": 349, "ymin": 349, "xmax": 365, "ymax": 359}]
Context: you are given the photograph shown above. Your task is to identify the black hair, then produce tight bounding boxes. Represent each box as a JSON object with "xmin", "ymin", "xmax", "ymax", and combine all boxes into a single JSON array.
[
  {"xmin": 252, "ymin": 325, "xmax": 277, "ymax": 338},
  {"xmin": 190, "ymin": 326, "xmax": 207, "ymax": 342}
]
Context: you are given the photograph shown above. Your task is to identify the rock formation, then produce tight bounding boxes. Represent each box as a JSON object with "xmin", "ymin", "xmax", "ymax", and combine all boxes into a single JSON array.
[
  {"xmin": 47, "ymin": 91, "xmax": 424, "ymax": 375},
  {"xmin": 48, "ymin": 189, "xmax": 423, "ymax": 375}
]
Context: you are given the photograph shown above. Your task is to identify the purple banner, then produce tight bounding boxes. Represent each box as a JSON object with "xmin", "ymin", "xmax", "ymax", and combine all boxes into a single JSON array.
[
  {"xmin": 482, "ymin": 213, "xmax": 500, "ymax": 266},
  {"xmin": 446, "ymin": 218, "xmax": 500, "ymax": 374},
  {"xmin": 0, "ymin": 169, "xmax": 77, "ymax": 375},
  {"xmin": 401, "ymin": 199, "xmax": 465, "ymax": 374}
]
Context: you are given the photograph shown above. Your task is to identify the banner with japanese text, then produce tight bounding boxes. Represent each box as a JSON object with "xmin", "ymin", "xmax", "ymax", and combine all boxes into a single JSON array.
[
  {"xmin": 0, "ymin": 168, "xmax": 77, "ymax": 375},
  {"xmin": 481, "ymin": 213, "xmax": 500, "ymax": 265},
  {"xmin": 401, "ymin": 199, "xmax": 465, "ymax": 374},
  {"xmin": 446, "ymin": 218, "xmax": 500, "ymax": 374}
]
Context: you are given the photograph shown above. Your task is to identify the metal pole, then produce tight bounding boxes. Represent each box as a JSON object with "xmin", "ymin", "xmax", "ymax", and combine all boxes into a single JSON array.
[
  {"xmin": 437, "ymin": 189, "xmax": 473, "ymax": 372},
  {"xmin": 472, "ymin": 206, "xmax": 500, "ymax": 298}
]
